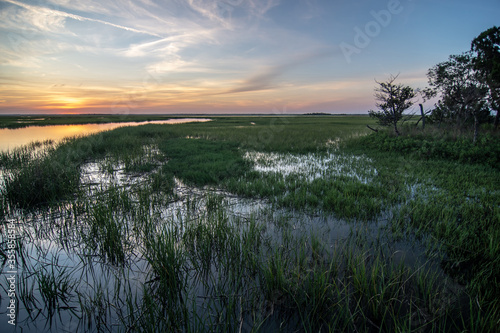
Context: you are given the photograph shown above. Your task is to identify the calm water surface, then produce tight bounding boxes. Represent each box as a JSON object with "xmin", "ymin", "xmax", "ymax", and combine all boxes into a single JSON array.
[{"xmin": 0, "ymin": 118, "xmax": 211, "ymax": 152}]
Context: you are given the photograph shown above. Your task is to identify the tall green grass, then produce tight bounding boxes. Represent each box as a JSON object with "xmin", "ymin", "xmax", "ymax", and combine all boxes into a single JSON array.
[
  {"xmin": 2, "ymin": 152, "xmax": 80, "ymax": 208},
  {"xmin": 358, "ymin": 127, "xmax": 500, "ymax": 169},
  {"xmin": 1, "ymin": 116, "xmax": 498, "ymax": 331},
  {"xmin": 346, "ymin": 127, "xmax": 500, "ymax": 327},
  {"xmin": 159, "ymin": 138, "xmax": 250, "ymax": 186}
]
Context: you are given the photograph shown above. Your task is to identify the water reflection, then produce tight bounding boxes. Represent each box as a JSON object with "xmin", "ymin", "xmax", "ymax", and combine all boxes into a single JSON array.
[{"xmin": 0, "ymin": 119, "xmax": 211, "ymax": 152}]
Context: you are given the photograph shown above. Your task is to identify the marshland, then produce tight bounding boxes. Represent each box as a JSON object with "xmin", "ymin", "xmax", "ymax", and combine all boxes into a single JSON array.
[{"xmin": 0, "ymin": 115, "xmax": 499, "ymax": 332}]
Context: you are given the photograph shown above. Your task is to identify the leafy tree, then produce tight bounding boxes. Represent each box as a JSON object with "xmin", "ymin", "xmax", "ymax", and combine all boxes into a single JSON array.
[
  {"xmin": 368, "ymin": 75, "xmax": 416, "ymax": 136},
  {"xmin": 427, "ymin": 52, "xmax": 488, "ymax": 143},
  {"xmin": 427, "ymin": 99, "xmax": 456, "ymax": 127},
  {"xmin": 471, "ymin": 26, "xmax": 500, "ymax": 129}
]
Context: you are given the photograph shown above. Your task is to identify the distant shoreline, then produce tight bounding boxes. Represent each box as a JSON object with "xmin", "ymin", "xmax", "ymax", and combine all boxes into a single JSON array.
[
  {"xmin": 0, "ymin": 113, "xmax": 370, "ymax": 129},
  {"xmin": 0, "ymin": 113, "xmax": 369, "ymax": 117}
]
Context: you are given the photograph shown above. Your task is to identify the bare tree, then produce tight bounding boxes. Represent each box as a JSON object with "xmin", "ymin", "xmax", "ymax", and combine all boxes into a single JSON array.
[{"xmin": 368, "ymin": 75, "xmax": 416, "ymax": 136}]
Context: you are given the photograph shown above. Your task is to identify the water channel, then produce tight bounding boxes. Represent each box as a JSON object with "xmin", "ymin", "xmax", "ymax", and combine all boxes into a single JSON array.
[{"xmin": 0, "ymin": 119, "xmax": 211, "ymax": 152}]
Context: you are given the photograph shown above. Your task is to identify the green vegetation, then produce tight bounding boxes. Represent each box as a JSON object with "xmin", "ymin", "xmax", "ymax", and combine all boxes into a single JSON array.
[
  {"xmin": 348, "ymin": 126, "xmax": 500, "ymax": 322},
  {"xmin": 471, "ymin": 26, "xmax": 500, "ymax": 129},
  {"xmin": 369, "ymin": 26, "xmax": 500, "ymax": 145},
  {"xmin": 159, "ymin": 138, "xmax": 250, "ymax": 186},
  {"xmin": 2, "ymin": 147, "xmax": 80, "ymax": 207},
  {"xmin": 357, "ymin": 128, "xmax": 500, "ymax": 169},
  {"xmin": 0, "ymin": 115, "xmax": 498, "ymax": 331}
]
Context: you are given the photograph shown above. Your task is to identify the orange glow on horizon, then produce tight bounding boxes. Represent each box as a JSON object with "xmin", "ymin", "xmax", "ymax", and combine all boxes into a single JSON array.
[
  {"xmin": 0, "ymin": 78, "xmax": 377, "ymax": 115},
  {"xmin": 48, "ymin": 97, "xmax": 89, "ymax": 109}
]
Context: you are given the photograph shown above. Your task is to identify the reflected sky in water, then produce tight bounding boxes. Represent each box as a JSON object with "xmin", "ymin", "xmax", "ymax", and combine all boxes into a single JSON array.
[{"xmin": 0, "ymin": 119, "xmax": 210, "ymax": 152}]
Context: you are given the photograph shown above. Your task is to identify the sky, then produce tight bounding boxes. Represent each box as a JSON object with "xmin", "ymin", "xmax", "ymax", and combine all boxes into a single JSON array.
[{"xmin": 0, "ymin": 0, "xmax": 498, "ymax": 115}]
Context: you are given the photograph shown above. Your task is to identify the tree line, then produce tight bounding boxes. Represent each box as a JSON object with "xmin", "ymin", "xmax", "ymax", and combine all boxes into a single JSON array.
[{"xmin": 368, "ymin": 26, "xmax": 500, "ymax": 144}]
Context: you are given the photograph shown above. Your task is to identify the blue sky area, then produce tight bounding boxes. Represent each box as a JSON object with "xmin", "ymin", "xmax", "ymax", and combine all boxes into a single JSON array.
[{"xmin": 0, "ymin": 0, "xmax": 498, "ymax": 114}]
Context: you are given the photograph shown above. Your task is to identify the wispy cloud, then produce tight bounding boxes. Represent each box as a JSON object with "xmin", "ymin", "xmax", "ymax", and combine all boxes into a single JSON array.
[
  {"xmin": 1, "ymin": 0, "xmax": 474, "ymax": 115},
  {"xmin": 0, "ymin": 5, "xmax": 66, "ymax": 33},
  {"xmin": 185, "ymin": 0, "xmax": 280, "ymax": 29},
  {"xmin": 2, "ymin": 0, "xmax": 163, "ymax": 37},
  {"xmin": 223, "ymin": 49, "xmax": 336, "ymax": 94},
  {"xmin": 247, "ymin": 0, "xmax": 281, "ymax": 18}
]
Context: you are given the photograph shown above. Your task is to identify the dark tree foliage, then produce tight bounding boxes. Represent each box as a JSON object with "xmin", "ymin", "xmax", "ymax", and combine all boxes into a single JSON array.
[
  {"xmin": 427, "ymin": 52, "xmax": 488, "ymax": 143},
  {"xmin": 368, "ymin": 75, "xmax": 416, "ymax": 136},
  {"xmin": 471, "ymin": 26, "xmax": 500, "ymax": 129}
]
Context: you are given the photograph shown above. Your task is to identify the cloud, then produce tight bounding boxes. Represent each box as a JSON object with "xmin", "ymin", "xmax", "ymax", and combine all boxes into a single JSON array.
[
  {"xmin": 223, "ymin": 49, "xmax": 336, "ymax": 94},
  {"xmin": 2, "ymin": 0, "xmax": 163, "ymax": 37},
  {"xmin": 185, "ymin": 0, "xmax": 280, "ymax": 29},
  {"xmin": 186, "ymin": 0, "xmax": 229, "ymax": 27},
  {"xmin": 247, "ymin": 0, "xmax": 281, "ymax": 18},
  {"xmin": 0, "ymin": 6, "xmax": 66, "ymax": 34},
  {"xmin": 123, "ymin": 32, "xmax": 220, "ymax": 76},
  {"xmin": 123, "ymin": 29, "xmax": 215, "ymax": 58}
]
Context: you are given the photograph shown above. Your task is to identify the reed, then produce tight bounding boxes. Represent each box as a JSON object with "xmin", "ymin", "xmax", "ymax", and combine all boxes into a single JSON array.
[
  {"xmin": 36, "ymin": 264, "xmax": 75, "ymax": 314},
  {"xmin": 2, "ymin": 155, "xmax": 80, "ymax": 208},
  {"xmin": 82, "ymin": 187, "xmax": 130, "ymax": 265},
  {"xmin": 1, "ymin": 115, "xmax": 498, "ymax": 331},
  {"xmin": 142, "ymin": 220, "xmax": 188, "ymax": 329}
]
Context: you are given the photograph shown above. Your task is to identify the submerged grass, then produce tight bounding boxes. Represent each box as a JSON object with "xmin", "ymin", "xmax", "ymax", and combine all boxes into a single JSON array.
[{"xmin": 0, "ymin": 116, "xmax": 498, "ymax": 331}]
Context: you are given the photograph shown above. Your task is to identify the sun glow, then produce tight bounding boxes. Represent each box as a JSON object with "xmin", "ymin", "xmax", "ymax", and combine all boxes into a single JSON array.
[{"xmin": 53, "ymin": 97, "xmax": 88, "ymax": 109}]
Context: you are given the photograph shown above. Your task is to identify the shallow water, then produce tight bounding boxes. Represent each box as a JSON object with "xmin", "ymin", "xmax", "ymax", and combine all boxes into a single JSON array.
[
  {"xmin": 0, "ymin": 155, "xmax": 451, "ymax": 332},
  {"xmin": 244, "ymin": 150, "xmax": 378, "ymax": 183},
  {"xmin": 0, "ymin": 144, "xmax": 463, "ymax": 332},
  {"xmin": 0, "ymin": 118, "xmax": 211, "ymax": 152}
]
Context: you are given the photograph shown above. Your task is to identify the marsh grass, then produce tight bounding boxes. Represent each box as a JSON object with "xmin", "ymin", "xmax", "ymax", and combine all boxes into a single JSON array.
[
  {"xmin": 36, "ymin": 263, "xmax": 76, "ymax": 315},
  {"xmin": 0, "ymin": 140, "xmax": 54, "ymax": 169},
  {"xmin": 346, "ymin": 127, "xmax": 500, "ymax": 328},
  {"xmin": 143, "ymin": 224, "xmax": 189, "ymax": 330},
  {"xmin": 159, "ymin": 137, "xmax": 250, "ymax": 186},
  {"xmin": 2, "ymin": 151, "xmax": 80, "ymax": 208},
  {"xmin": 0, "ymin": 116, "xmax": 497, "ymax": 331},
  {"xmin": 227, "ymin": 150, "xmax": 386, "ymax": 219},
  {"xmin": 360, "ymin": 126, "xmax": 500, "ymax": 170}
]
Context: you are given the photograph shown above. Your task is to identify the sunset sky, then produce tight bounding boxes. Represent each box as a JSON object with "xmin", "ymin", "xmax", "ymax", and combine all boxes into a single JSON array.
[{"xmin": 0, "ymin": 0, "xmax": 498, "ymax": 115}]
